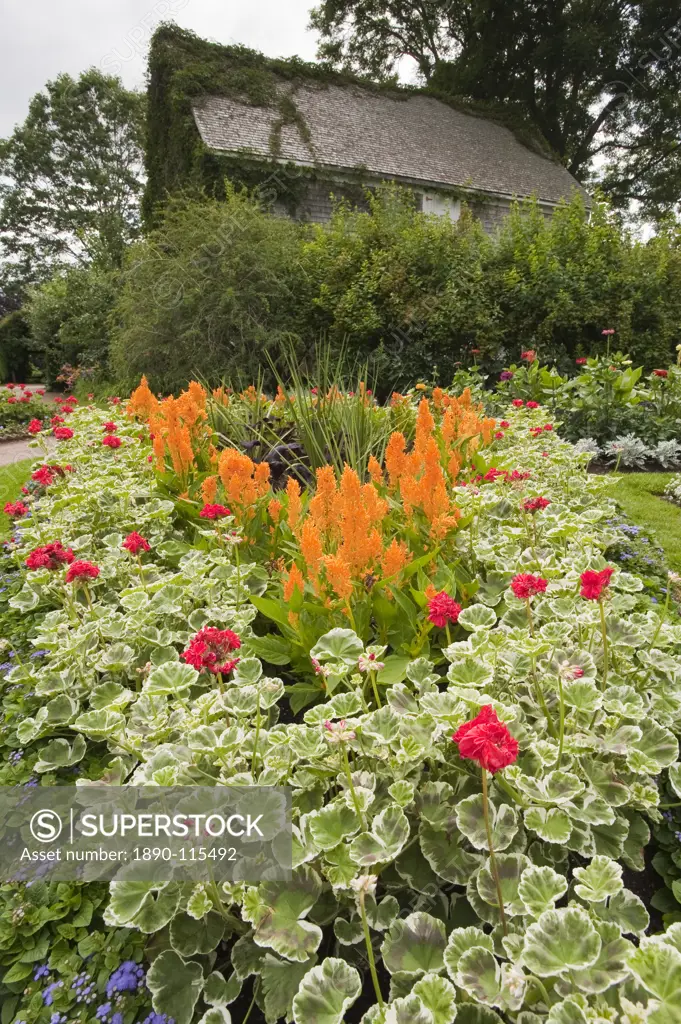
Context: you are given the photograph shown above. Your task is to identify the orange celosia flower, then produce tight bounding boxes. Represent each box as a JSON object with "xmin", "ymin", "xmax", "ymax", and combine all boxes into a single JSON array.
[
  {"xmin": 367, "ymin": 455, "xmax": 383, "ymax": 485},
  {"xmin": 322, "ymin": 553, "xmax": 353, "ymax": 601},
  {"xmin": 385, "ymin": 432, "xmax": 409, "ymax": 488},
  {"xmin": 275, "ymin": 385, "xmax": 287, "ymax": 405},
  {"xmin": 300, "ymin": 519, "xmax": 324, "ymax": 578},
  {"xmin": 217, "ymin": 450, "xmax": 270, "ymax": 520},
  {"xmin": 286, "ymin": 477, "xmax": 302, "ymax": 534},
  {"xmin": 268, "ymin": 498, "xmax": 283, "ymax": 523},
  {"xmin": 283, "ymin": 563, "xmax": 305, "ymax": 602},
  {"xmin": 212, "ymin": 386, "xmax": 230, "ymax": 407},
  {"xmin": 432, "ymin": 387, "xmax": 445, "ymax": 410},
  {"xmin": 128, "ymin": 375, "xmax": 158, "ymax": 421},
  {"xmin": 201, "ymin": 475, "xmax": 218, "ymax": 504},
  {"xmin": 308, "ymin": 465, "xmax": 339, "ymax": 535},
  {"xmin": 381, "ymin": 538, "xmax": 412, "ymax": 579}
]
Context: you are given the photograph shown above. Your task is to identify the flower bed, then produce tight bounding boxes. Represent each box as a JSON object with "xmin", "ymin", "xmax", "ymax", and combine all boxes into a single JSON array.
[
  {"xmin": 0, "ymin": 385, "xmax": 47, "ymax": 441},
  {"xmin": 2, "ymin": 385, "xmax": 681, "ymax": 1023}
]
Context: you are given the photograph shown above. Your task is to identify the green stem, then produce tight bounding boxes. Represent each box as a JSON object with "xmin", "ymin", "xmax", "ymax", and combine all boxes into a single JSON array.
[
  {"xmin": 341, "ymin": 743, "xmax": 366, "ymax": 830},
  {"xmin": 369, "ymin": 670, "xmax": 382, "ymax": 709},
  {"xmin": 251, "ymin": 696, "xmax": 261, "ymax": 778},
  {"xmin": 525, "ymin": 598, "xmax": 535, "ymax": 637},
  {"xmin": 242, "ymin": 978, "xmax": 260, "ymax": 1024},
  {"xmin": 359, "ymin": 889, "xmax": 384, "ymax": 1008},
  {"xmin": 482, "ymin": 768, "xmax": 507, "ymax": 936},
  {"xmin": 598, "ymin": 599, "xmax": 609, "ymax": 692},
  {"xmin": 556, "ymin": 672, "xmax": 565, "ymax": 769}
]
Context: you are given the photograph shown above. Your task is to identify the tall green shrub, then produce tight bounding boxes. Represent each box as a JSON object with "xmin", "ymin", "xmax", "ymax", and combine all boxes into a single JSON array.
[{"xmin": 111, "ymin": 188, "xmax": 307, "ymax": 393}]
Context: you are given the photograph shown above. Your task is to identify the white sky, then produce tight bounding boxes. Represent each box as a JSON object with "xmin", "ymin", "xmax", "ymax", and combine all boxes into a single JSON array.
[{"xmin": 1, "ymin": 0, "xmax": 319, "ymax": 137}]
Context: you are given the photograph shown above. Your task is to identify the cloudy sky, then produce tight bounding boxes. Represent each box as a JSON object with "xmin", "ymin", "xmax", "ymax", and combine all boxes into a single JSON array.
[{"xmin": 1, "ymin": 0, "xmax": 319, "ymax": 137}]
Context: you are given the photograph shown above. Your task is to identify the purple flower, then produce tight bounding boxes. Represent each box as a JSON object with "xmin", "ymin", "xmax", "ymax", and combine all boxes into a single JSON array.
[
  {"xmin": 34, "ymin": 963, "xmax": 50, "ymax": 981},
  {"xmin": 42, "ymin": 981, "xmax": 63, "ymax": 1005},
  {"xmin": 106, "ymin": 960, "xmax": 145, "ymax": 997},
  {"xmin": 500, "ymin": 371, "xmax": 514, "ymax": 381}
]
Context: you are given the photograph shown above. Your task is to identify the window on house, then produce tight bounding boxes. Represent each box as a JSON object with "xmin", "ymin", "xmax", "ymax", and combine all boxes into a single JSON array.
[{"xmin": 421, "ymin": 191, "xmax": 461, "ymax": 221}]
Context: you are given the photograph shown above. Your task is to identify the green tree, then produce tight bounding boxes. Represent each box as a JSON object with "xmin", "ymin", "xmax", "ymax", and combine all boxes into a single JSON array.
[
  {"xmin": 0, "ymin": 68, "xmax": 145, "ymax": 291},
  {"xmin": 309, "ymin": 0, "xmax": 681, "ymax": 221}
]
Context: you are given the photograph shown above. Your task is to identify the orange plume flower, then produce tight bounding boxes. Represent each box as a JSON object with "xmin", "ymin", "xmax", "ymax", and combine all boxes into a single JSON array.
[{"xmin": 283, "ymin": 563, "xmax": 305, "ymax": 602}]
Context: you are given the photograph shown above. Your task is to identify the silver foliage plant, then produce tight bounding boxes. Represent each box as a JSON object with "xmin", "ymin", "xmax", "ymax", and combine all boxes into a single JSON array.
[{"xmin": 4, "ymin": 403, "xmax": 681, "ymax": 1023}]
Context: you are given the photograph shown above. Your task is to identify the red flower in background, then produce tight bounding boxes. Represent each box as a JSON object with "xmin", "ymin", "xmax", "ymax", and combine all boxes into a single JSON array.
[
  {"xmin": 523, "ymin": 496, "xmax": 551, "ymax": 513},
  {"xmin": 181, "ymin": 627, "xmax": 241, "ymax": 675},
  {"xmin": 653, "ymin": 369, "xmax": 668, "ymax": 378},
  {"xmin": 27, "ymin": 419, "xmax": 43, "ymax": 435},
  {"xmin": 428, "ymin": 591, "xmax": 462, "ymax": 628},
  {"xmin": 495, "ymin": 431, "xmax": 504, "ymax": 440},
  {"xmin": 65, "ymin": 560, "xmax": 100, "ymax": 583},
  {"xmin": 53, "ymin": 427, "xmax": 74, "ymax": 440},
  {"xmin": 26, "ymin": 542, "xmax": 74, "ymax": 570},
  {"xmin": 602, "ymin": 328, "xmax": 615, "ymax": 336},
  {"xmin": 510, "ymin": 573, "xmax": 547, "ymax": 599},
  {"xmin": 3, "ymin": 501, "xmax": 28, "ymax": 518},
  {"xmin": 500, "ymin": 421, "xmax": 510, "ymax": 428},
  {"xmin": 102, "ymin": 435, "xmax": 122, "ymax": 449},
  {"xmin": 576, "ymin": 358, "xmax": 587, "ymax": 365},
  {"xmin": 521, "ymin": 350, "xmax": 537, "ymax": 362},
  {"xmin": 102, "ymin": 422, "xmax": 117, "ymax": 433},
  {"xmin": 526, "ymin": 400, "xmax": 540, "ymax": 409},
  {"xmin": 453, "ymin": 705, "xmax": 519, "ymax": 773},
  {"xmin": 122, "ymin": 532, "xmax": 150, "ymax": 554},
  {"xmin": 199, "ymin": 503, "xmax": 231, "ymax": 520},
  {"xmin": 580, "ymin": 567, "xmax": 614, "ymax": 601},
  {"xmin": 512, "ymin": 399, "xmax": 524, "ymax": 408}
]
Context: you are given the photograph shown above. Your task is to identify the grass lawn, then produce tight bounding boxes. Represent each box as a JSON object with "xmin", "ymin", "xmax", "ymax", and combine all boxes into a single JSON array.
[
  {"xmin": 0, "ymin": 459, "xmax": 32, "ymax": 538},
  {"xmin": 608, "ymin": 471, "xmax": 681, "ymax": 572}
]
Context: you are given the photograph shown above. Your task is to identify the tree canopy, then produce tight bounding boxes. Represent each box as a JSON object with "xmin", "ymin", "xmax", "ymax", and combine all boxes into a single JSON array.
[
  {"xmin": 309, "ymin": 0, "xmax": 681, "ymax": 222},
  {"xmin": 0, "ymin": 68, "xmax": 145, "ymax": 295}
]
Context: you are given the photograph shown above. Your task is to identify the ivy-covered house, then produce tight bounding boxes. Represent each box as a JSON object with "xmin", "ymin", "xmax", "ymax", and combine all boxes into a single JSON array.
[{"xmin": 144, "ymin": 26, "xmax": 588, "ymax": 232}]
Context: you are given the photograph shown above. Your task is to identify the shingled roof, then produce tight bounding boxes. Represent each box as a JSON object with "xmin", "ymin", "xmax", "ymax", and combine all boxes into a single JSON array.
[{"xmin": 192, "ymin": 81, "xmax": 587, "ymax": 208}]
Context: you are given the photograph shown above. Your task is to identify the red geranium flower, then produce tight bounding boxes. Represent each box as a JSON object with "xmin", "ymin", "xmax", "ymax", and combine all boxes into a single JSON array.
[
  {"xmin": 580, "ymin": 567, "xmax": 614, "ymax": 601},
  {"xmin": 181, "ymin": 627, "xmax": 241, "ymax": 675},
  {"xmin": 3, "ymin": 501, "xmax": 28, "ymax": 518},
  {"xmin": 495, "ymin": 431, "xmax": 504, "ymax": 440},
  {"xmin": 512, "ymin": 399, "xmax": 525, "ymax": 408},
  {"xmin": 32, "ymin": 465, "xmax": 55, "ymax": 487},
  {"xmin": 65, "ymin": 560, "xmax": 100, "ymax": 583},
  {"xmin": 544, "ymin": 424, "xmax": 553, "ymax": 432},
  {"xmin": 109, "ymin": 396, "xmax": 121, "ymax": 405},
  {"xmin": 199, "ymin": 503, "xmax": 231, "ymax": 520},
  {"xmin": 653, "ymin": 369, "xmax": 668, "ymax": 378},
  {"xmin": 500, "ymin": 421, "xmax": 510, "ymax": 428},
  {"xmin": 51, "ymin": 415, "xmax": 65, "ymax": 426},
  {"xmin": 510, "ymin": 573, "xmax": 547, "ymax": 599},
  {"xmin": 26, "ymin": 542, "xmax": 74, "ymax": 570},
  {"xmin": 53, "ymin": 427, "xmax": 74, "ymax": 440},
  {"xmin": 526, "ymin": 400, "xmax": 540, "ymax": 409},
  {"xmin": 102, "ymin": 435, "xmax": 122, "ymax": 449},
  {"xmin": 102, "ymin": 421, "xmax": 117, "ymax": 433},
  {"xmin": 602, "ymin": 328, "xmax": 615, "ymax": 336},
  {"xmin": 521, "ymin": 350, "xmax": 537, "ymax": 363},
  {"xmin": 530, "ymin": 426, "xmax": 544, "ymax": 437},
  {"xmin": 453, "ymin": 705, "xmax": 519, "ymax": 773},
  {"xmin": 122, "ymin": 531, "xmax": 150, "ymax": 554},
  {"xmin": 428, "ymin": 591, "xmax": 462, "ymax": 628},
  {"xmin": 27, "ymin": 419, "xmax": 43, "ymax": 435},
  {"xmin": 576, "ymin": 357, "xmax": 587, "ymax": 365},
  {"xmin": 7, "ymin": 397, "xmax": 16, "ymax": 405},
  {"xmin": 523, "ymin": 496, "xmax": 551, "ymax": 513}
]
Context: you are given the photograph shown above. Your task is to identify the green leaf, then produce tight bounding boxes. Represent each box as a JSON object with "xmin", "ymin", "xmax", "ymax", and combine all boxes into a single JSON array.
[
  {"xmin": 524, "ymin": 806, "xmax": 572, "ymax": 844},
  {"xmin": 260, "ymin": 953, "xmax": 317, "ymax": 1024},
  {"xmin": 242, "ymin": 866, "xmax": 323, "ymax": 962},
  {"xmin": 518, "ymin": 865, "xmax": 567, "ymax": 917},
  {"xmin": 412, "ymin": 973, "xmax": 458, "ymax": 1024},
  {"xmin": 247, "ymin": 633, "xmax": 292, "ymax": 665},
  {"xmin": 628, "ymin": 940, "xmax": 681, "ymax": 1022},
  {"xmin": 95, "ymin": 643, "xmax": 135, "ymax": 672},
  {"xmin": 73, "ymin": 709, "xmax": 125, "ymax": 739},
  {"xmin": 291, "ymin": 957, "xmax": 362, "ymax": 1024},
  {"xmin": 376, "ymin": 654, "xmax": 410, "ymax": 685},
  {"xmin": 522, "ymin": 907, "xmax": 601, "ymax": 977},
  {"xmin": 309, "ymin": 802, "xmax": 361, "ymax": 851},
  {"xmin": 380, "ymin": 912, "xmax": 446, "ymax": 975},
  {"xmin": 456, "ymin": 793, "xmax": 518, "ymax": 851},
  {"xmin": 310, "ymin": 628, "xmax": 363, "ymax": 666},
  {"xmin": 145, "ymin": 661, "xmax": 198, "ymax": 694},
  {"xmin": 34, "ymin": 733, "xmax": 86, "ymax": 773},
  {"xmin": 597, "ymin": 887, "xmax": 649, "ymax": 936},
  {"xmin": 444, "ymin": 926, "xmax": 494, "ymax": 976},
  {"xmin": 573, "ymin": 856, "xmax": 623, "ymax": 902},
  {"xmin": 456, "ymin": 946, "xmax": 500, "ymax": 1004},
  {"xmin": 169, "ymin": 912, "xmax": 225, "ymax": 957},
  {"xmin": 458, "ymin": 605, "xmax": 497, "ymax": 631},
  {"xmin": 146, "ymin": 950, "xmax": 205, "ymax": 1024},
  {"xmin": 476, "ymin": 853, "xmax": 529, "ymax": 917}
]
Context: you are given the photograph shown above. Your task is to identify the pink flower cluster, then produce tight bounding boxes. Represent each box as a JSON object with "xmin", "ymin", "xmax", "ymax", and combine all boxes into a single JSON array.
[
  {"xmin": 26, "ymin": 542, "xmax": 74, "ymax": 570},
  {"xmin": 427, "ymin": 591, "xmax": 462, "ymax": 628}
]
